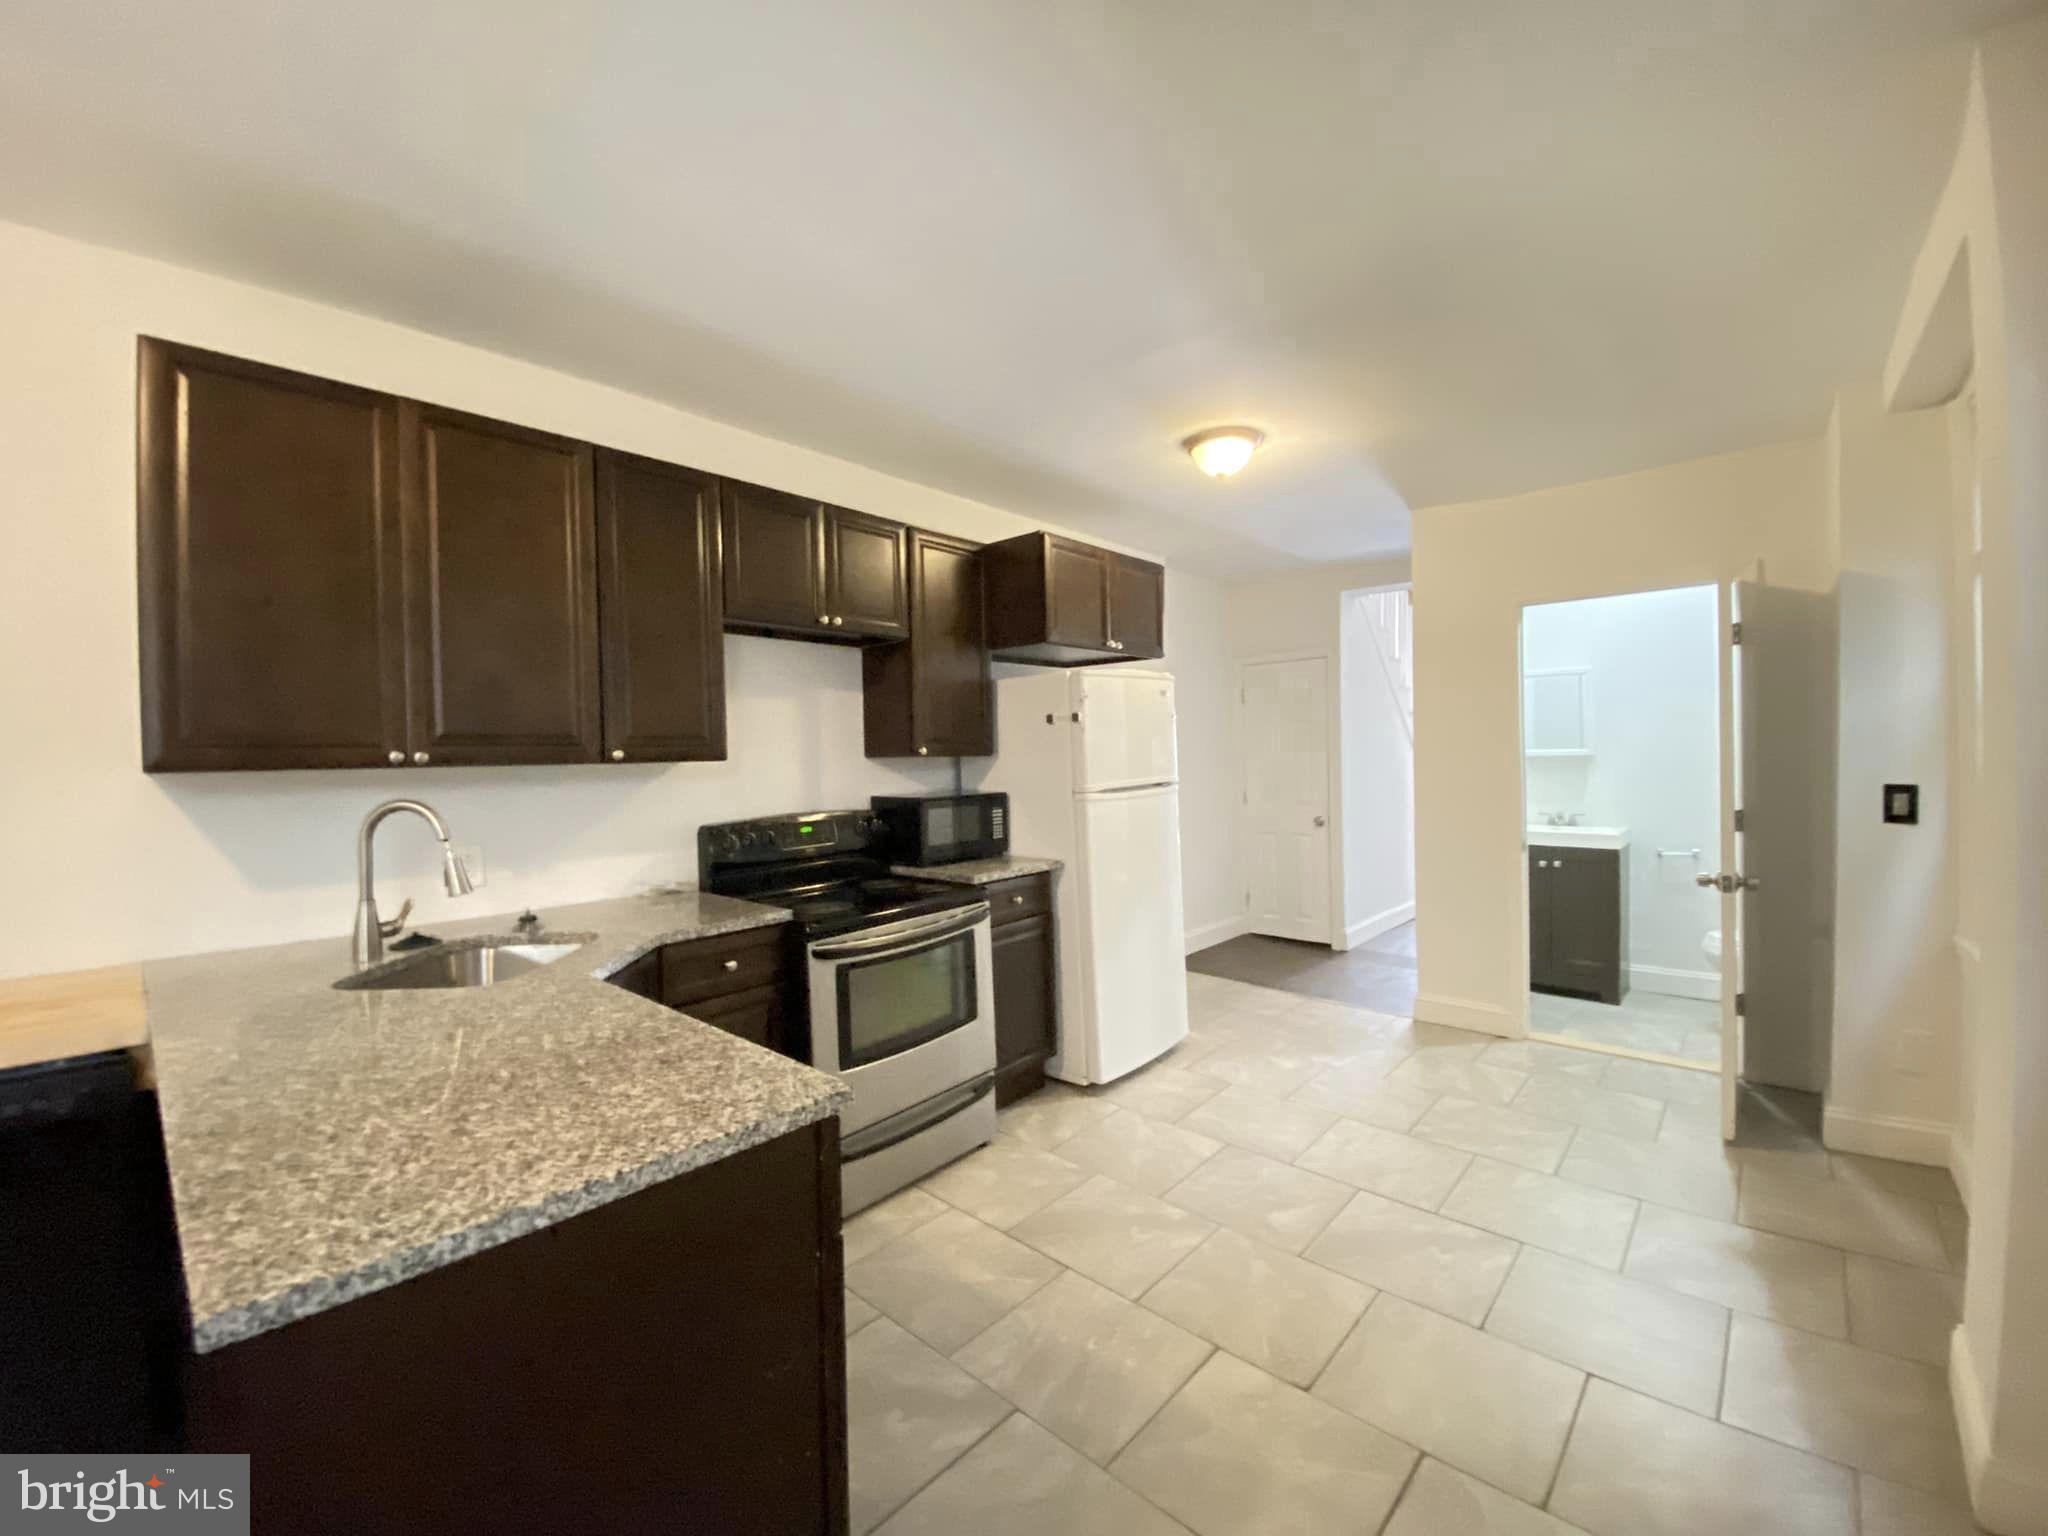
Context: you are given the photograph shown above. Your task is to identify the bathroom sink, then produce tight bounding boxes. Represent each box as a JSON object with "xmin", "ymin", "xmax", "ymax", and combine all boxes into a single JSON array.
[
  {"xmin": 1527, "ymin": 825, "xmax": 1629, "ymax": 851},
  {"xmin": 335, "ymin": 939, "xmax": 588, "ymax": 991}
]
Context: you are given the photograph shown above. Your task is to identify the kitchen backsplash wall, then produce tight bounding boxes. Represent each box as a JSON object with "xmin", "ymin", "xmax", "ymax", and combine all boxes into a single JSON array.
[{"xmin": 0, "ymin": 218, "xmax": 1234, "ymax": 976}]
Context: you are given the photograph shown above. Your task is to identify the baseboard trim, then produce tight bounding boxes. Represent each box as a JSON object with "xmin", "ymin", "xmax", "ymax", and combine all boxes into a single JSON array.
[
  {"xmin": 1952, "ymin": 1325, "xmax": 2048, "ymax": 1535},
  {"xmin": 1184, "ymin": 915, "xmax": 1251, "ymax": 956},
  {"xmin": 1623, "ymin": 962, "xmax": 1722, "ymax": 1001},
  {"xmin": 1413, "ymin": 992, "xmax": 1518, "ymax": 1039},
  {"xmin": 1343, "ymin": 902, "xmax": 1415, "ymax": 950},
  {"xmin": 1822, "ymin": 1104, "xmax": 1955, "ymax": 1168}
]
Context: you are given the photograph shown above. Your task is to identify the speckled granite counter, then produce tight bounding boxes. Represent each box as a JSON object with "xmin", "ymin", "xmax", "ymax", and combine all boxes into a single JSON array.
[
  {"xmin": 142, "ymin": 890, "xmax": 847, "ymax": 1353},
  {"xmin": 892, "ymin": 854, "xmax": 1063, "ymax": 885}
]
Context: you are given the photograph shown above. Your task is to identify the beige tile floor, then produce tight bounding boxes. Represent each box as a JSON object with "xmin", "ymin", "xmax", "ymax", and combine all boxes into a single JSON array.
[
  {"xmin": 843, "ymin": 970, "xmax": 1979, "ymax": 1536},
  {"xmin": 1530, "ymin": 986, "xmax": 1724, "ymax": 1066}
]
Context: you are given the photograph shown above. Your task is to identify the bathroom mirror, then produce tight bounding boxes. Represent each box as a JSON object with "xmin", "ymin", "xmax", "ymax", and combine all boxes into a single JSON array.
[{"xmin": 1524, "ymin": 669, "xmax": 1590, "ymax": 755}]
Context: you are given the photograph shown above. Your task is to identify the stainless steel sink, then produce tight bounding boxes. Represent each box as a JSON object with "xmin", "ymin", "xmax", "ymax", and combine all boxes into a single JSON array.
[{"xmin": 336, "ymin": 940, "xmax": 587, "ymax": 991}]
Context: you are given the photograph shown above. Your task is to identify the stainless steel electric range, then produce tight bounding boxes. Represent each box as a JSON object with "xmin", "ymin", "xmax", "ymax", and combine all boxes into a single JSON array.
[{"xmin": 698, "ymin": 809, "xmax": 996, "ymax": 1214}]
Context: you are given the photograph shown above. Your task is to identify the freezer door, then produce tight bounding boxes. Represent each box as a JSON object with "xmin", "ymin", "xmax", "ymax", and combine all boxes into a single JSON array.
[
  {"xmin": 1068, "ymin": 783, "xmax": 1191, "ymax": 1082},
  {"xmin": 1074, "ymin": 670, "xmax": 1178, "ymax": 792}
]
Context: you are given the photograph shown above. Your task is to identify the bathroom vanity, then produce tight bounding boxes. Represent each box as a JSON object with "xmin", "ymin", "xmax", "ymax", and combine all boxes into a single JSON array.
[{"xmin": 1528, "ymin": 829, "xmax": 1630, "ymax": 1005}]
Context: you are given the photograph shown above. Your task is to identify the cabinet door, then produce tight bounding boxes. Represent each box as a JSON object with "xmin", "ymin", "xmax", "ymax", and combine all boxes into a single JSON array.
[
  {"xmin": 721, "ymin": 480, "xmax": 827, "ymax": 634},
  {"xmin": 1528, "ymin": 849, "xmax": 1556, "ymax": 990},
  {"xmin": 401, "ymin": 404, "xmax": 602, "ymax": 765},
  {"xmin": 824, "ymin": 507, "xmax": 909, "ymax": 639},
  {"xmin": 138, "ymin": 339, "xmax": 406, "ymax": 770},
  {"xmin": 910, "ymin": 531, "xmax": 991, "ymax": 755},
  {"xmin": 1045, "ymin": 538, "xmax": 1111, "ymax": 650},
  {"xmin": 991, "ymin": 912, "xmax": 1056, "ymax": 1094},
  {"xmin": 1549, "ymin": 848, "xmax": 1622, "ymax": 1001},
  {"xmin": 1108, "ymin": 555, "xmax": 1166, "ymax": 659},
  {"xmin": 596, "ymin": 452, "xmax": 726, "ymax": 763}
]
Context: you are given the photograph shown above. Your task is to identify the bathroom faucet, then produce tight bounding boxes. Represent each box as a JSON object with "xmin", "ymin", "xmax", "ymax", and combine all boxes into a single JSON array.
[{"xmin": 352, "ymin": 799, "xmax": 476, "ymax": 969}]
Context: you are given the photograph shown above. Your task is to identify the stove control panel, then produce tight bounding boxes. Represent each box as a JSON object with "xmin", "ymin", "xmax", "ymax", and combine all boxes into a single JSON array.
[{"xmin": 698, "ymin": 810, "xmax": 882, "ymax": 869}]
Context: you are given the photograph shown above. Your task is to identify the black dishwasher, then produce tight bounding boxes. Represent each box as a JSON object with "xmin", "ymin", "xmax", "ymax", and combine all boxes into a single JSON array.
[{"xmin": 0, "ymin": 1050, "xmax": 185, "ymax": 1450}]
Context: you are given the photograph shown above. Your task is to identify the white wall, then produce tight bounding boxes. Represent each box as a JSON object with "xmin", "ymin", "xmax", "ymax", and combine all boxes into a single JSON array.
[
  {"xmin": 1881, "ymin": 19, "xmax": 2048, "ymax": 1530},
  {"xmin": 1823, "ymin": 384, "xmax": 1960, "ymax": 1162},
  {"xmin": 1521, "ymin": 586, "xmax": 1721, "ymax": 997},
  {"xmin": 1410, "ymin": 438, "xmax": 1832, "ymax": 1037},
  {"xmin": 1338, "ymin": 593, "xmax": 1415, "ymax": 945},
  {"xmin": 1222, "ymin": 556, "xmax": 1412, "ymax": 951},
  {"xmin": 0, "ymin": 218, "xmax": 1233, "ymax": 977}
]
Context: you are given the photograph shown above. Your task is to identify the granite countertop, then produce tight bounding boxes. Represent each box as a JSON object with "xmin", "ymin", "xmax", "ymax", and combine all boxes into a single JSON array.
[
  {"xmin": 892, "ymin": 854, "xmax": 1064, "ymax": 886},
  {"xmin": 143, "ymin": 889, "xmax": 847, "ymax": 1353}
]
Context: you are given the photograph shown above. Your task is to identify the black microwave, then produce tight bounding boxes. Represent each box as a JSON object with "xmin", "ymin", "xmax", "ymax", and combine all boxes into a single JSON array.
[{"xmin": 870, "ymin": 793, "xmax": 1009, "ymax": 866}]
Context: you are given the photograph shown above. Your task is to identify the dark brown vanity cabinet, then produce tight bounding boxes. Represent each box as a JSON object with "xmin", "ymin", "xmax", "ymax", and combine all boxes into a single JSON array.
[
  {"xmin": 988, "ymin": 872, "xmax": 1057, "ymax": 1105},
  {"xmin": 595, "ymin": 451, "xmax": 726, "ymax": 763},
  {"xmin": 138, "ymin": 339, "xmax": 409, "ymax": 771},
  {"xmin": 981, "ymin": 532, "xmax": 1166, "ymax": 665},
  {"xmin": 721, "ymin": 482, "xmax": 908, "ymax": 642},
  {"xmin": 402, "ymin": 403, "xmax": 603, "ymax": 766},
  {"xmin": 863, "ymin": 530, "xmax": 994, "ymax": 758},
  {"xmin": 1529, "ymin": 845, "xmax": 1629, "ymax": 1006},
  {"xmin": 138, "ymin": 341, "xmax": 728, "ymax": 771}
]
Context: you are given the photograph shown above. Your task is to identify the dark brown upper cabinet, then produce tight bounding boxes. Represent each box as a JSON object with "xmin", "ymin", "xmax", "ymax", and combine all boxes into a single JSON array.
[
  {"xmin": 721, "ymin": 480, "xmax": 907, "ymax": 643},
  {"xmin": 824, "ymin": 507, "xmax": 909, "ymax": 640},
  {"xmin": 720, "ymin": 480, "xmax": 827, "ymax": 637},
  {"xmin": 982, "ymin": 532, "xmax": 1166, "ymax": 665},
  {"xmin": 138, "ymin": 339, "xmax": 409, "ymax": 771},
  {"xmin": 863, "ymin": 531, "xmax": 993, "ymax": 758},
  {"xmin": 401, "ymin": 403, "xmax": 603, "ymax": 766},
  {"xmin": 595, "ymin": 451, "xmax": 727, "ymax": 764}
]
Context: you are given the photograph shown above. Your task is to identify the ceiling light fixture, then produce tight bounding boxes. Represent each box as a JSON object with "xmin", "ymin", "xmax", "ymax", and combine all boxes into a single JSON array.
[{"xmin": 1182, "ymin": 426, "xmax": 1265, "ymax": 478}]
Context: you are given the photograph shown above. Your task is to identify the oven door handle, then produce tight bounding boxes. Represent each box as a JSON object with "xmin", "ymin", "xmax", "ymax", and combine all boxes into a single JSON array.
[
  {"xmin": 842, "ymin": 1072, "xmax": 996, "ymax": 1164},
  {"xmin": 810, "ymin": 904, "xmax": 990, "ymax": 960}
]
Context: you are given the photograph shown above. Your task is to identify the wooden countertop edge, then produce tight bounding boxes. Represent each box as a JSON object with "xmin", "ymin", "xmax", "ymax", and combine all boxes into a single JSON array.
[{"xmin": 0, "ymin": 963, "xmax": 151, "ymax": 1072}]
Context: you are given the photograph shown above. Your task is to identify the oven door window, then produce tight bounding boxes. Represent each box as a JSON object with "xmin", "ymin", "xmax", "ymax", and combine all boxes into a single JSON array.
[{"xmin": 837, "ymin": 931, "xmax": 978, "ymax": 1070}]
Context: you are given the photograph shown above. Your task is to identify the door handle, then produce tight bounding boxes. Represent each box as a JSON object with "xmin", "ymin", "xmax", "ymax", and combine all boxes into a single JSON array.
[
  {"xmin": 1312, "ymin": 815, "xmax": 1326, "ymax": 827},
  {"xmin": 1696, "ymin": 873, "xmax": 1760, "ymax": 893}
]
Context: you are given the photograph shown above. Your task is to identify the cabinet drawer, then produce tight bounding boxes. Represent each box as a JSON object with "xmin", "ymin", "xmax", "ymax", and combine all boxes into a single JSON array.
[
  {"xmin": 660, "ymin": 927, "xmax": 788, "ymax": 1008},
  {"xmin": 985, "ymin": 873, "xmax": 1051, "ymax": 927}
]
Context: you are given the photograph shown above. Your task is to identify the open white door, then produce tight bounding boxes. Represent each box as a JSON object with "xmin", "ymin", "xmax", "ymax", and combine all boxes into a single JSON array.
[
  {"xmin": 1711, "ymin": 578, "xmax": 1839, "ymax": 1141},
  {"xmin": 1239, "ymin": 657, "xmax": 1332, "ymax": 943}
]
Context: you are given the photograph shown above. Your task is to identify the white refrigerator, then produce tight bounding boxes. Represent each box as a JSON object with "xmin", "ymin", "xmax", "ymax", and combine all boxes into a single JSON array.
[{"xmin": 977, "ymin": 668, "xmax": 1190, "ymax": 1084}]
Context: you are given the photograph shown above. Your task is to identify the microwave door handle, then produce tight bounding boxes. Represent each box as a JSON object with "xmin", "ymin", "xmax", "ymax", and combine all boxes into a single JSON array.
[{"xmin": 810, "ymin": 904, "xmax": 990, "ymax": 960}]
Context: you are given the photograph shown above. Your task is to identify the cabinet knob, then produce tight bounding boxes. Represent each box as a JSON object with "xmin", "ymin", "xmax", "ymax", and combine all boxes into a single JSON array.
[
  {"xmin": 818, "ymin": 613, "xmax": 831, "ymax": 625},
  {"xmin": 916, "ymin": 745, "xmax": 929, "ymax": 756},
  {"xmin": 722, "ymin": 959, "xmax": 739, "ymax": 972},
  {"xmin": 1010, "ymin": 894, "xmax": 1025, "ymax": 905},
  {"xmin": 832, "ymin": 615, "xmax": 845, "ymax": 627},
  {"xmin": 412, "ymin": 751, "xmax": 430, "ymax": 765},
  {"xmin": 610, "ymin": 748, "xmax": 626, "ymax": 762},
  {"xmin": 387, "ymin": 750, "xmax": 405, "ymax": 765}
]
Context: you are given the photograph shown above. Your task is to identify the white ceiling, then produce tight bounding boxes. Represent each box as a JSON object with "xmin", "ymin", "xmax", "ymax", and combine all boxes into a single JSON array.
[{"xmin": 1, "ymin": 1, "xmax": 2036, "ymax": 575}]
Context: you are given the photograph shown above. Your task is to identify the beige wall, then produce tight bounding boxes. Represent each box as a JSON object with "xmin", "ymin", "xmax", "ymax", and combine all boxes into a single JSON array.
[
  {"xmin": 0, "ymin": 218, "xmax": 1236, "ymax": 976},
  {"xmin": 1409, "ymin": 438, "xmax": 1832, "ymax": 1036},
  {"xmin": 1882, "ymin": 18, "xmax": 2048, "ymax": 1530}
]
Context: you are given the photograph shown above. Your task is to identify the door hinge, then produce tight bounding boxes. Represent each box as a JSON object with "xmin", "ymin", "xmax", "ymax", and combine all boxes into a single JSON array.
[
  {"xmin": 1239, "ymin": 687, "xmax": 1247, "ymax": 704},
  {"xmin": 1243, "ymin": 889, "xmax": 1251, "ymax": 908},
  {"xmin": 1730, "ymin": 621, "xmax": 1743, "ymax": 644},
  {"xmin": 1735, "ymin": 991, "xmax": 1746, "ymax": 1017},
  {"xmin": 1733, "ymin": 808, "xmax": 1745, "ymax": 833}
]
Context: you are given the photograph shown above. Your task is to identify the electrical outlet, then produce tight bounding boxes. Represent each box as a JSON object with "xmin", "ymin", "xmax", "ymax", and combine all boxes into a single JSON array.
[{"xmin": 456, "ymin": 845, "xmax": 486, "ymax": 888}]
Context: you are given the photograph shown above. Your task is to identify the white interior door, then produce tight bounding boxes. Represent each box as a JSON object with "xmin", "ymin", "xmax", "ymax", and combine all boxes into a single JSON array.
[
  {"xmin": 1713, "ymin": 578, "xmax": 1839, "ymax": 1139},
  {"xmin": 1240, "ymin": 657, "xmax": 1332, "ymax": 943}
]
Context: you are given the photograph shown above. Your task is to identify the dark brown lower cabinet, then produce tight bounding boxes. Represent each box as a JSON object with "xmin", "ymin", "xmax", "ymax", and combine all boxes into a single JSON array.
[
  {"xmin": 601, "ymin": 925, "xmax": 801, "ymax": 1059},
  {"xmin": 179, "ymin": 1119, "xmax": 848, "ymax": 1536},
  {"xmin": 988, "ymin": 874, "xmax": 1057, "ymax": 1105},
  {"xmin": 1529, "ymin": 845, "xmax": 1629, "ymax": 1005}
]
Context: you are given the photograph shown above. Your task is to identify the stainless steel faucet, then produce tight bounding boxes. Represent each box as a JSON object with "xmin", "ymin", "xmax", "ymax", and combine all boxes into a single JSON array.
[{"xmin": 352, "ymin": 799, "xmax": 476, "ymax": 969}]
